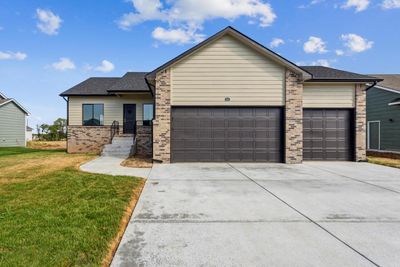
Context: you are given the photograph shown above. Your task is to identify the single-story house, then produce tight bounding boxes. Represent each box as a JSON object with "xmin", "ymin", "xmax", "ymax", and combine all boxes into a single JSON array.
[
  {"xmin": 0, "ymin": 91, "xmax": 30, "ymax": 147},
  {"xmin": 366, "ymin": 74, "xmax": 400, "ymax": 152},
  {"xmin": 60, "ymin": 26, "xmax": 382, "ymax": 163}
]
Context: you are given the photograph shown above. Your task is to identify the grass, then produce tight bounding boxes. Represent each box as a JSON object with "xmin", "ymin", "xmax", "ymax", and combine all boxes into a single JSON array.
[
  {"xmin": 368, "ymin": 156, "xmax": 400, "ymax": 169},
  {"xmin": 0, "ymin": 147, "xmax": 145, "ymax": 266}
]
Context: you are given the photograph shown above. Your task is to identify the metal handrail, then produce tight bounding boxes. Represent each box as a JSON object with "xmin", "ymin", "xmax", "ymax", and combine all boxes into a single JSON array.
[{"xmin": 111, "ymin": 120, "xmax": 119, "ymax": 141}]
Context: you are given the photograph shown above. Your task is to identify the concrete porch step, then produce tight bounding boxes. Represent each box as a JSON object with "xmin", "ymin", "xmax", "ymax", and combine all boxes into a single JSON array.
[{"xmin": 101, "ymin": 135, "xmax": 135, "ymax": 158}]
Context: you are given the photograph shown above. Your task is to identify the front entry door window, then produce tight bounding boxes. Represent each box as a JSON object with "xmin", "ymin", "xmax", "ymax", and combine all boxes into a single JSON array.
[{"xmin": 123, "ymin": 104, "xmax": 136, "ymax": 134}]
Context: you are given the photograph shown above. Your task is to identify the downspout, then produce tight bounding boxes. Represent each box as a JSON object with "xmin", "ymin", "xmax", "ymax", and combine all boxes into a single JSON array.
[
  {"xmin": 358, "ymin": 81, "xmax": 378, "ymax": 162},
  {"xmin": 365, "ymin": 81, "xmax": 378, "ymax": 91}
]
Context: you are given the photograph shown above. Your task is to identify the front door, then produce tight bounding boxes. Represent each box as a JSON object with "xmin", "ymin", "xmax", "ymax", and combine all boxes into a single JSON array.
[{"xmin": 123, "ymin": 104, "xmax": 136, "ymax": 134}]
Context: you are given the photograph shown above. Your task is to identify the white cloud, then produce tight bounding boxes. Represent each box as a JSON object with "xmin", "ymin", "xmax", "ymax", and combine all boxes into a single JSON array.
[
  {"xmin": 341, "ymin": 0, "xmax": 369, "ymax": 12},
  {"xmin": 382, "ymin": 0, "xmax": 400, "ymax": 9},
  {"xmin": 0, "ymin": 51, "xmax": 27, "ymax": 61},
  {"xmin": 95, "ymin": 60, "xmax": 115, "ymax": 73},
  {"xmin": 299, "ymin": 0, "xmax": 325, "ymax": 9},
  {"xmin": 36, "ymin": 8, "xmax": 62, "ymax": 35},
  {"xmin": 311, "ymin": 59, "xmax": 331, "ymax": 67},
  {"xmin": 118, "ymin": 0, "xmax": 276, "ymax": 44},
  {"xmin": 52, "ymin": 58, "xmax": 75, "ymax": 71},
  {"xmin": 270, "ymin": 38, "xmax": 285, "ymax": 48},
  {"xmin": 296, "ymin": 59, "xmax": 332, "ymax": 67},
  {"xmin": 341, "ymin": 33, "xmax": 373, "ymax": 53},
  {"xmin": 152, "ymin": 27, "xmax": 205, "ymax": 44},
  {"xmin": 335, "ymin": 49, "xmax": 344, "ymax": 56},
  {"xmin": 303, "ymin": 36, "xmax": 327, "ymax": 54}
]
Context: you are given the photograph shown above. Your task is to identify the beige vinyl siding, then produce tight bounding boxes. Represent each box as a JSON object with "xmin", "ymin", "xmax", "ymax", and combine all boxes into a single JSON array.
[
  {"xmin": 0, "ymin": 102, "xmax": 26, "ymax": 147},
  {"xmin": 171, "ymin": 35, "xmax": 285, "ymax": 106},
  {"xmin": 68, "ymin": 94, "xmax": 153, "ymax": 126},
  {"xmin": 303, "ymin": 84, "xmax": 355, "ymax": 108}
]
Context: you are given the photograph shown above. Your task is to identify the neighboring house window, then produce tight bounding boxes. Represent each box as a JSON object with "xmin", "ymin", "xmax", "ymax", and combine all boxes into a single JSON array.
[
  {"xmin": 143, "ymin": 104, "xmax": 153, "ymax": 126},
  {"xmin": 83, "ymin": 104, "xmax": 104, "ymax": 126}
]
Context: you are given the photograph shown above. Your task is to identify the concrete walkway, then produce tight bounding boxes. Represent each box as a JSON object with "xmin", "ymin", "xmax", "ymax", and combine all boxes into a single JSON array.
[{"xmin": 80, "ymin": 156, "xmax": 151, "ymax": 178}]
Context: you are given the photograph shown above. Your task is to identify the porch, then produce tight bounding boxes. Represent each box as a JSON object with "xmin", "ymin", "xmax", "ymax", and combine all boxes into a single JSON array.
[{"xmin": 66, "ymin": 93, "xmax": 153, "ymax": 156}]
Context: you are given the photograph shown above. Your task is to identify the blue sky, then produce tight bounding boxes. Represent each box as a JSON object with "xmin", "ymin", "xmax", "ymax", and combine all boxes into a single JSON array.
[{"xmin": 0, "ymin": 0, "xmax": 399, "ymax": 128}]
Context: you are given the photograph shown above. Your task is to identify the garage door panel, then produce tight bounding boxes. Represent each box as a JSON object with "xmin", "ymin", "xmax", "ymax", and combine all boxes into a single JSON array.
[
  {"xmin": 172, "ymin": 107, "xmax": 283, "ymax": 162},
  {"xmin": 303, "ymin": 109, "xmax": 353, "ymax": 161}
]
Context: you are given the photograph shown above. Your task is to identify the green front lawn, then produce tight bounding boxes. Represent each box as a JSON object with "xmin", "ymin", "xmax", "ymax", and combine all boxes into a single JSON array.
[{"xmin": 0, "ymin": 147, "xmax": 144, "ymax": 266}]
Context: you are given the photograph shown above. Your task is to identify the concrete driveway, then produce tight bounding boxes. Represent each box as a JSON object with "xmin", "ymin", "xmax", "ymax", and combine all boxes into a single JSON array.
[{"xmin": 112, "ymin": 162, "xmax": 400, "ymax": 267}]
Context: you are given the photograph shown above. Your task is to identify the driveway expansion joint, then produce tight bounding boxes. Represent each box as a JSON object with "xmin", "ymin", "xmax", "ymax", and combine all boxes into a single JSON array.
[
  {"xmin": 227, "ymin": 163, "xmax": 380, "ymax": 267},
  {"xmin": 308, "ymin": 164, "xmax": 400, "ymax": 195}
]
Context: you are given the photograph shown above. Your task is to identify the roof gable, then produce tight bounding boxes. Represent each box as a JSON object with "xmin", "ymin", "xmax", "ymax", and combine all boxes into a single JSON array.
[
  {"xmin": 147, "ymin": 26, "xmax": 311, "ymax": 80},
  {"xmin": 108, "ymin": 72, "xmax": 150, "ymax": 93},
  {"xmin": 0, "ymin": 92, "xmax": 6, "ymax": 99},
  {"xmin": 0, "ymin": 99, "xmax": 29, "ymax": 115}
]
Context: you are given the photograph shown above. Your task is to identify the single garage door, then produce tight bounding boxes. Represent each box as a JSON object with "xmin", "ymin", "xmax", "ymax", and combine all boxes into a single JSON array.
[
  {"xmin": 303, "ymin": 109, "xmax": 354, "ymax": 161},
  {"xmin": 171, "ymin": 107, "xmax": 283, "ymax": 162}
]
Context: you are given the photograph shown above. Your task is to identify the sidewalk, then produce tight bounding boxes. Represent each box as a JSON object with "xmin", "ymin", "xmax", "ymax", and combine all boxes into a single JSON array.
[{"xmin": 80, "ymin": 156, "xmax": 152, "ymax": 178}]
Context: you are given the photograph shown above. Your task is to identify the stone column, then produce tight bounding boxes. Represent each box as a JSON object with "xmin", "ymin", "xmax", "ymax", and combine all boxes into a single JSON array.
[
  {"xmin": 355, "ymin": 84, "xmax": 367, "ymax": 161},
  {"xmin": 153, "ymin": 68, "xmax": 171, "ymax": 163},
  {"xmin": 285, "ymin": 70, "xmax": 303, "ymax": 164}
]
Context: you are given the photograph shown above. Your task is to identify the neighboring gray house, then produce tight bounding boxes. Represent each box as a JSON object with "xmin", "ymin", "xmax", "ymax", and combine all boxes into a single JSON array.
[
  {"xmin": 367, "ymin": 75, "xmax": 400, "ymax": 152},
  {"xmin": 61, "ymin": 27, "xmax": 382, "ymax": 163},
  {"xmin": 0, "ymin": 91, "xmax": 30, "ymax": 147}
]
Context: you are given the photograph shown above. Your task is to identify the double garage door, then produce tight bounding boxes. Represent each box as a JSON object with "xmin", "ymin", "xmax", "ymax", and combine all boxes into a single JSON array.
[
  {"xmin": 171, "ymin": 107, "xmax": 283, "ymax": 162},
  {"xmin": 171, "ymin": 107, "xmax": 354, "ymax": 162}
]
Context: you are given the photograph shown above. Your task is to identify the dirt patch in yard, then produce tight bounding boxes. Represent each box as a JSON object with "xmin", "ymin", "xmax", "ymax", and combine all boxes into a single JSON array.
[
  {"xmin": 368, "ymin": 156, "xmax": 400, "ymax": 169},
  {"xmin": 27, "ymin": 141, "xmax": 67, "ymax": 150},
  {"xmin": 121, "ymin": 156, "xmax": 153, "ymax": 168},
  {"xmin": 0, "ymin": 152, "xmax": 94, "ymax": 185}
]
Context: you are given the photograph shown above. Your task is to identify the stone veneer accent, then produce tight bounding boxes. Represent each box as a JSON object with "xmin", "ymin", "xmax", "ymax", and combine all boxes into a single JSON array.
[
  {"xmin": 136, "ymin": 125, "xmax": 152, "ymax": 157},
  {"xmin": 285, "ymin": 70, "xmax": 304, "ymax": 164},
  {"xmin": 153, "ymin": 68, "xmax": 171, "ymax": 162},
  {"xmin": 355, "ymin": 84, "xmax": 367, "ymax": 161},
  {"xmin": 67, "ymin": 126, "xmax": 111, "ymax": 154}
]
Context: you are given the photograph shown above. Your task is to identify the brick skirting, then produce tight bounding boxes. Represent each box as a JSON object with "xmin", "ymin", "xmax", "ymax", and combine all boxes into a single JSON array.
[{"xmin": 67, "ymin": 126, "xmax": 112, "ymax": 154}]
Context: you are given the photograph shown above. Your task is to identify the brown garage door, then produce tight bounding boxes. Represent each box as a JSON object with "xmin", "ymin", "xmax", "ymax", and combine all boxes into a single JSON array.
[
  {"xmin": 171, "ymin": 107, "xmax": 283, "ymax": 162},
  {"xmin": 303, "ymin": 109, "xmax": 354, "ymax": 161}
]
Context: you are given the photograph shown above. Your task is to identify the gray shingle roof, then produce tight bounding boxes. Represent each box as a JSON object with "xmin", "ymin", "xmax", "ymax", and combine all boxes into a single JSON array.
[
  {"xmin": 108, "ymin": 72, "xmax": 150, "ymax": 92},
  {"xmin": 60, "ymin": 72, "xmax": 152, "ymax": 96},
  {"xmin": 369, "ymin": 74, "xmax": 400, "ymax": 92},
  {"xmin": 0, "ymin": 99, "xmax": 8, "ymax": 104},
  {"xmin": 301, "ymin": 66, "xmax": 381, "ymax": 82},
  {"xmin": 60, "ymin": 77, "xmax": 120, "ymax": 96}
]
